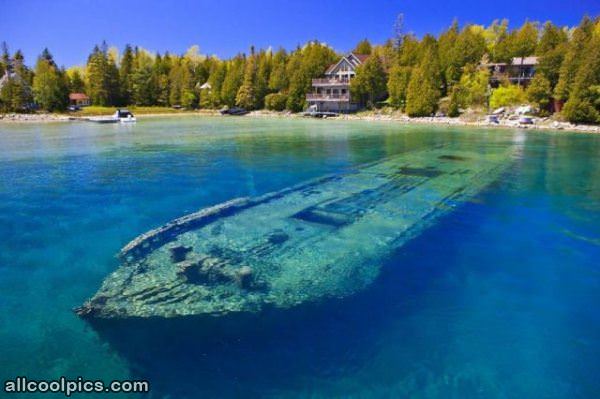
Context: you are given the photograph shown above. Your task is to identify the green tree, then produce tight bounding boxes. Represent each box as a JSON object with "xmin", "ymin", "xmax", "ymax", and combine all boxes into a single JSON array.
[
  {"xmin": 489, "ymin": 85, "xmax": 526, "ymax": 109},
  {"xmin": 268, "ymin": 48, "xmax": 288, "ymax": 92},
  {"xmin": 405, "ymin": 39, "xmax": 442, "ymax": 116},
  {"xmin": 286, "ymin": 42, "xmax": 337, "ymax": 112},
  {"xmin": 350, "ymin": 55, "xmax": 387, "ymax": 107},
  {"xmin": 131, "ymin": 48, "xmax": 157, "ymax": 106},
  {"xmin": 120, "ymin": 44, "xmax": 134, "ymax": 105},
  {"xmin": 447, "ymin": 85, "xmax": 464, "ymax": 117},
  {"xmin": 554, "ymin": 17, "xmax": 594, "ymax": 101},
  {"xmin": 562, "ymin": 23, "xmax": 600, "ymax": 123},
  {"xmin": 67, "ymin": 68, "xmax": 85, "ymax": 93},
  {"xmin": 205, "ymin": 60, "xmax": 226, "ymax": 107},
  {"xmin": 85, "ymin": 43, "xmax": 120, "ymax": 106},
  {"xmin": 32, "ymin": 48, "xmax": 68, "ymax": 111},
  {"xmin": 456, "ymin": 64, "xmax": 490, "ymax": 108},
  {"xmin": 255, "ymin": 50, "xmax": 272, "ymax": 108},
  {"xmin": 353, "ymin": 39, "xmax": 373, "ymax": 55},
  {"xmin": 536, "ymin": 22, "xmax": 568, "ymax": 88},
  {"xmin": 387, "ymin": 65, "xmax": 412, "ymax": 109},
  {"xmin": 221, "ymin": 55, "xmax": 245, "ymax": 107},
  {"xmin": 0, "ymin": 42, "xmax": 9, "ymax": 77},
  {"xmin": 438, "ymin": 21, "xmax": 460, "ymax": 90},
  {"xmin": 264, "ymin": 93, "xmax": 288, "ymax": 111},
  {"xmin": 526, "ymin": 73, "xmax": 552, "ymax": 112},
  {"xmin": 0, "ymin": 49, "xmax": 33, "ymax": 112},
  {"xmin": 236, "ymin": 49, "xmax": 259, "ymax": 110},
  {"xmin": 484, "ymin": 19, "xmax": 509, "ymax": 59}
]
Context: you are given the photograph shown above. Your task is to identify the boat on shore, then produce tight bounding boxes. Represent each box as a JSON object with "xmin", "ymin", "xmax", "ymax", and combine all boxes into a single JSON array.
[
  {"xmin": 76, "ymin": 144, "xmax": 514, "ymax": 320},
  {"xmin": 86, "ymin": 109, "xmax": 136, "ymax": 123},
  {"xmin": 115, "ymin": 109, "xmax": 137, "ymax": 123},
  {"xmin": 220, "ymin": 107, "xmax": 249, "ymax": 116}
]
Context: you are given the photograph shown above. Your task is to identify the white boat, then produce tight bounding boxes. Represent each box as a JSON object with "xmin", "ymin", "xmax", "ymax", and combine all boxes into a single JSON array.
[{"xmin": 114, "ymin": 109, "xmax": 137, "ymax": 123}]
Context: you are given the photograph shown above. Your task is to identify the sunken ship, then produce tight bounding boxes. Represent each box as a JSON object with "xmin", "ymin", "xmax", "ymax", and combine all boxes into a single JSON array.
[{"xmin": 76, "ymin": 145, "xmax": 513, "ymax": 319}]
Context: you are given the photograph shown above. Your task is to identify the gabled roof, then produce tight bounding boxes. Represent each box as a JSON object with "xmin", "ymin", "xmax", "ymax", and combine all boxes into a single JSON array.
[
  {"xmin": 325, "ymin": 52, "xmax": 369, "ymax": 75},
  {"xmin": 69, "ymin": 93, "xmax": 89, "ymax": 100},
  {"xmin": 353, "ymin": 54, "xmax": 369, "ymax": 63}
]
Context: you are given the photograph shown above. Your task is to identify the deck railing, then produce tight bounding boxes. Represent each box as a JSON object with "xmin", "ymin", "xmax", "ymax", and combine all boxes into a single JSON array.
[
  {"xmin": 306, "ymin": 93, "xmax": 350, "ymax": 101},
  {"xmin": 311, "ymin": 78, "xmax": 350, "ymax": 86}
]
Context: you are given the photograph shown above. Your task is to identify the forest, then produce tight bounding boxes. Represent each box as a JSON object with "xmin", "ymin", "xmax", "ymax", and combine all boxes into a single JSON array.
[{"xmin": 1, "ymin": 16, "xmax": 599, "ymax": 123}]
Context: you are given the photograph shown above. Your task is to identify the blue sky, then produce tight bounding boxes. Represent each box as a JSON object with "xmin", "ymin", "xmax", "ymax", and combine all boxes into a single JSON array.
[{"xmin": 0, "ymin": 0, "xmax": 598, "ymax": 67}]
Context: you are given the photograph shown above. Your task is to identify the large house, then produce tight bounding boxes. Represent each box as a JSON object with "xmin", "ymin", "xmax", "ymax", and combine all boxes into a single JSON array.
[
  {"xmin": 306, "ymin": 53, "xmax": 369, "ymax": 113},
  {"xmin": 481, "ymin": 56, "xmax": 539, "ymax": 87}
]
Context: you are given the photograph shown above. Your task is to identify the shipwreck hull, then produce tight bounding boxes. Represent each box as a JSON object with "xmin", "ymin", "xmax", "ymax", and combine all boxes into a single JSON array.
[{"xmin": 78, "ymin": 144, "xmax": 514, "ymax": 319}]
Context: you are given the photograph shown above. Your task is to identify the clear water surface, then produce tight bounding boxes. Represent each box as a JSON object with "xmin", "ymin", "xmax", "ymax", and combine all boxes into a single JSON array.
[{"xmin": 0, "ymin": 116, "xmax": 598, "ymax": 398}]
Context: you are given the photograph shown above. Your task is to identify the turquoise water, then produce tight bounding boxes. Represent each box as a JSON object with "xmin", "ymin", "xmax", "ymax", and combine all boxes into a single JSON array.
[{"xmin": 0, "ymin": 117, "xmax": 598, "ymax": 398}]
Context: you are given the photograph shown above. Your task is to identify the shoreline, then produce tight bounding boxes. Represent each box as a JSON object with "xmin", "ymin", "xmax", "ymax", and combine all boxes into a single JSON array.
[{"xmin": 1, "ymin": 110, "xmax": 599, "ymax": 134}]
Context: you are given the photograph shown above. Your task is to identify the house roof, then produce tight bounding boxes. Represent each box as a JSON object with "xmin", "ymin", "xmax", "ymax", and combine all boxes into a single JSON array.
[
  {"xmin": 353, "ymin": 54, "xmax": 369, "ymax": 63},
  {"xmin": 325, "ymin": 53, "xmax": 370, "ymax": 75},
  {"xmin": 69, "ymin": 93, "xmax": 89, "ymax": 100}
]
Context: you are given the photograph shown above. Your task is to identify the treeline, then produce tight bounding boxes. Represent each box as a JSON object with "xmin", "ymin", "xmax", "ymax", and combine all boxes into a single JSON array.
[{"xmin": 1, "ymin": 15, "xmax": 599, "ymax": 123}]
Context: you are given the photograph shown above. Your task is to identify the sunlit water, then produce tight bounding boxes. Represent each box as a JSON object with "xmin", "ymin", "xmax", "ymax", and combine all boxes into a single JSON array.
[{"xmin": 0, "ymin": 116, "xmax": 598, "ymax": 398}]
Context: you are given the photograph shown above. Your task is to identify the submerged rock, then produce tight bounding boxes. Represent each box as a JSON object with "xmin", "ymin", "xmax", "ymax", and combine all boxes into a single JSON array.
[{"xmin": 77, "ymin": 144, "xmax": 515, "ymax": 319}]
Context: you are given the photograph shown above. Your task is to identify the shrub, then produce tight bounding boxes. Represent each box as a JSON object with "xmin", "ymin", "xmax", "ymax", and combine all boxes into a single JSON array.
[
  {"xmin": 562, "ymin": 97, "xmax": 599, "ymax": 124},
  {"xmin": 526, "ymin": 74, "xmax": 552, "ymax": 112},
  {"xmin": 265, "ymin": 93, "xmax": 288, "ymax": 111},
  {"xmin": 489, "ymin": 85, "xmax": 526, "ymax": 109}
]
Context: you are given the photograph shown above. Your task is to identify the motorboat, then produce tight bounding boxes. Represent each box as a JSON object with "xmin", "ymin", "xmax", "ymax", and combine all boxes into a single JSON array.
[{"xmin": 115, "ymin": 109, "xmax": 137, "ymax": 123}]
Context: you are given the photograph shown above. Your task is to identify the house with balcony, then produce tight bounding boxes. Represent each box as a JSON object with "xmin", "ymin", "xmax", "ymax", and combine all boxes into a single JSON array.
[
  {"xmin": 306, "ymin": 53, "xmax": 369, "ymax": 113},
  {"xmin": 481, "ymin": 56, "xmax": 539, "ymax": 87}
]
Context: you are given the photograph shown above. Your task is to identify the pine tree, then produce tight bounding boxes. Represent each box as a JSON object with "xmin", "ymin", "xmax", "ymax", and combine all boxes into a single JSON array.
[
  {"xmin": 221, "ymin": 55, "xmax": 245, "ymax": 107},
  {"xmin": 67, "ymin": 68, "xmax": 85, "ymax": 93},
  {"xmin": 438, "ymin": 21, "xmax": 460, "ymax": 90},
  {"xmin": 554, "ymin": 17, "xmax": 594, "ymax": 101},
  {"xmin": 405, "ymin": 39, "xmax": 442, "ymax": 116},
  {"xmin": 455, "ymin": 64, "xmax": 490, "ymax": 108},
  {"xmin": 236, "ymin": 49, "xmax": 259, "ymax": 109},
  {"xmin": 562, "ymin": 23, "xmax": 600, "ymax": 123},
  {"xmin": 526, "ymin": 73, "xmax": 552, "ymax": 112},
  {"xmin": 154, "ymin": 53, "xmax": 171, "ymax": 106},
  {"xmin": 350, "ymin": 55, "xmax": 387, "ymax": 108},
  {"xmin": 0, "ymin": 49, "xmax": 33, "ymax": 112},
  {"xmin": 255, "ymin": 51, "xmax": 272, "ymax": 108},
  {"xmin": 353, "ymin": 39, "xmax": 373, "ymax": 55},
  {"xmin": 0, "ymin": 42, "xmax": 9, "ymax": 76},
  {"xmin": 286, "ymin": 41, "xmax": 337, "ymax": 112},
  {"xmin": 205, "ymin": 60, "xmax": 226, "ymax": 107},
  {"xmin": 536, "ymin": 22, "xmax": 568, "ymax": 89},
  {"xmin": 32, "ymin": 48, "xmax": 68, "ymax": 111},
  {"xmin": 387, "ymin": 65, "xmax": 412, "ymax": 110},
  {"xmin": 268, "ymin": 48, "xmax": 288, "ymax": 93},
  {"xmin": 120, "ymin": 44, "xmax": 134, "ymax": 105},
  {"xmin": 131, "ymin": 48, "xmax": 157, "ymax": 106}
]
